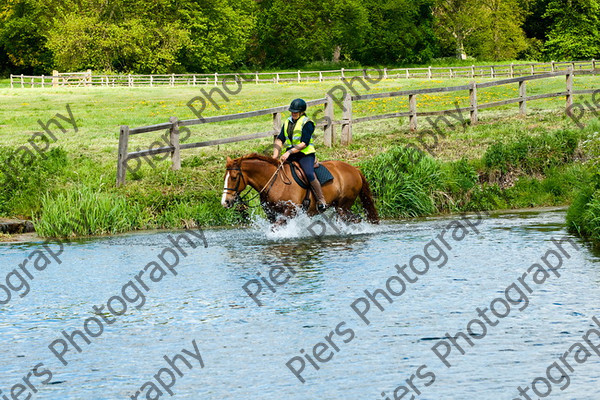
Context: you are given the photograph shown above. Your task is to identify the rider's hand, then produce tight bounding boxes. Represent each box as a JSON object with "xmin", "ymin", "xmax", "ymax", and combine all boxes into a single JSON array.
[{"xmin": 280, "ymin": 151, "xmax": 290, "ymax": 163}]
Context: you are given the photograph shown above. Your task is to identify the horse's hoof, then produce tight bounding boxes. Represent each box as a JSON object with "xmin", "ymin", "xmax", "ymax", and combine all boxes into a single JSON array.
[{"xmin": 317, "ymin": 203, "xmax": 327, "ymax": 213}]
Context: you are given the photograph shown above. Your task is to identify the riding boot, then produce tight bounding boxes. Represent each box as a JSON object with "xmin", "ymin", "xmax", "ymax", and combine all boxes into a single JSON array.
[{"xmin": 310, "ymin": 178, "xmax": 327, "ymax": 213}]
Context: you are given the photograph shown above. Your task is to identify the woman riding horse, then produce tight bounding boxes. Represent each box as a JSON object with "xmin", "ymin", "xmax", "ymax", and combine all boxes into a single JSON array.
[{"xmin": 272, "ymin": 98, "xmax": 327, "ymax": 212}]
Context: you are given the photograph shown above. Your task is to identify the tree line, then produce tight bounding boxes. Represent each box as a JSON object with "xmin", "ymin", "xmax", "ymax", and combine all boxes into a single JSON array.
[{"xmin": 1, "ymin": 0, "xmax": 599, "ymax": 75}]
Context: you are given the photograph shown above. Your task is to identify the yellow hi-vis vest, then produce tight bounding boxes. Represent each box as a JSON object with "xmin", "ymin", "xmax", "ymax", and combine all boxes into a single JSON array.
[{"xmin": 283, "ymin": 115, "xmax": 315, "ymax": 155}]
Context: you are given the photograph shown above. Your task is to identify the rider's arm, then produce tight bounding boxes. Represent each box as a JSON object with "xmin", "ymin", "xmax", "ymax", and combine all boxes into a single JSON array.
[{"xmin": 273, "ymin": 127, "xmax": 286, "ymax": 158}]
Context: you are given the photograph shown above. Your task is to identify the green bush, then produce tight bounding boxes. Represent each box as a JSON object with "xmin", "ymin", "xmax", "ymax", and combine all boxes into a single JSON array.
[
  {"xmin": 483, "ymin": 130, "xmax": 579, "ymax": 174},
  {"xmin": 35, "ymin": 185, "xmax": 142, "ymax": 237},
  {"xmin": 0, "ymin": 147, "xmax": 69, "ymax": 216},
  {"xmin": 567, "ymin": 172, "xmax": 600, "ymax": 247},
  {"xmin": 360, "ymin": 146, "xmax": 444, "ymax": 217}
]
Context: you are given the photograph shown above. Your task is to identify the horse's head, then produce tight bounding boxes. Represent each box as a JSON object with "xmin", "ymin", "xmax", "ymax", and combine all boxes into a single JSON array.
[{"xmin": 221, "ymin": 156, "xmax": 248, "ymax": 208}]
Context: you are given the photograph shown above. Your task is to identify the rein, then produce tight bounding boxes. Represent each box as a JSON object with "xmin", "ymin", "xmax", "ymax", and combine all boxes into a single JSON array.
[{"xmin": 225, "ymin": 161, "xmax": 290, "ymax": 208}]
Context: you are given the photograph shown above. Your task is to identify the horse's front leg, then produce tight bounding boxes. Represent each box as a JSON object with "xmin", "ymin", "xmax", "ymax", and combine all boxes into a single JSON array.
[{"xmin": 271, "ymin": 202, "xmax": 298, "ymax": 230}]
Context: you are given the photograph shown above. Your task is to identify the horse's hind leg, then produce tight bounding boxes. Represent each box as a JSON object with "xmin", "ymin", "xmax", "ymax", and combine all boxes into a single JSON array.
[{"xmin": 335, "ymin": 199, "xmax": 361, "ymax": 224}]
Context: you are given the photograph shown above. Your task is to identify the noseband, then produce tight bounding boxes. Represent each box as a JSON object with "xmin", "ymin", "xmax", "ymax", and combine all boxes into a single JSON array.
[{"xmin": 223, "ymin": 167, "xmax": 245, "ymax": 199}]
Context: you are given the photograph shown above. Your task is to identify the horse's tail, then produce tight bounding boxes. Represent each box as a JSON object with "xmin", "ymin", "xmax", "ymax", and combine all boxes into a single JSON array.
[{"xmin": 358, "ymin": 171, "xmax": 379, "ymax": 224}]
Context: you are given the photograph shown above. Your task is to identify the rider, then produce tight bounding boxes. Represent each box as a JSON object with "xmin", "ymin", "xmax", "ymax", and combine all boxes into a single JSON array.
[{"xmin": 272, "ymin": 98, "xmax": 327, "ymax": 212}]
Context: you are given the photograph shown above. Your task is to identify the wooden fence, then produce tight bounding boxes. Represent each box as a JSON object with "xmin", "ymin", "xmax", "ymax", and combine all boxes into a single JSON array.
[
  {"xmin": 11, "ymin": 60, "xmax": 599, "ymax": 88},
  {"xmin": 116, "ymin": 68, "xmax": 599, "ymax": 186}
]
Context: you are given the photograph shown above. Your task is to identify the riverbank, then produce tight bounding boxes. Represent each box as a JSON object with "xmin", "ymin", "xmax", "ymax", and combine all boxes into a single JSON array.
[{"xmin": 0, "ymin": 78, "xmax": 598, "ymax": 241}]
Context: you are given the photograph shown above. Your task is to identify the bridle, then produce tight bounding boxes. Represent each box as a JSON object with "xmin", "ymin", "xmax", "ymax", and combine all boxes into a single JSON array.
[
  {"xmin": 223, "ymin": 161, "xmax": 289, "ymax": 208},
  {"xmin": 223, "ymin": 167, "xmax": 245, "ymax": 195}
]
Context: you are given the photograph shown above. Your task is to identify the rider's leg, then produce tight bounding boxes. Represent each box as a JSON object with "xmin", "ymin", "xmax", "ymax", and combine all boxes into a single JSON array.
[{"xmin": 299, "ymin": 154, "xmax": 327, "ymax": 212}]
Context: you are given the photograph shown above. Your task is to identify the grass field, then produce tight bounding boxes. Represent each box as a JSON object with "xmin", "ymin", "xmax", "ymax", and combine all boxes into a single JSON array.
[{"xmin": 1, "ymin": 73, "xmax": 599, "ymax": 238}]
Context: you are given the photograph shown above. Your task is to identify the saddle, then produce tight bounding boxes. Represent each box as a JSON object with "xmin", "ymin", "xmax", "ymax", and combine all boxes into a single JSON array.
[
  {"xmin": 288, "ymin": 161, "xmax": 334, "ymax": 211},
  {"xmin": 289, "ymin": 161, "xmax": 334, "ymax": 189}
]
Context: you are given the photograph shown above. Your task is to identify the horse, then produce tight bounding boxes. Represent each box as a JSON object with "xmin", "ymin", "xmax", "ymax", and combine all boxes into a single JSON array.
[{"xmin": 221, "ymin": 153, "xmax": 379, "ymax": 225}]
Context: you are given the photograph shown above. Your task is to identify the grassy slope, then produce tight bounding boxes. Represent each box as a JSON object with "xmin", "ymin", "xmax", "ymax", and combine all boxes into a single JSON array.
[{"xmin": 0, "ymin": 74, "xmax": 599, "ymax": 237}]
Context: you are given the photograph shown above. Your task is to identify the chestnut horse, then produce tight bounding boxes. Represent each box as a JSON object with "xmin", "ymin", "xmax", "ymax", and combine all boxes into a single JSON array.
[{"xmin": 221, "ymin": 153, "xmax": 379, "ymax": 225}]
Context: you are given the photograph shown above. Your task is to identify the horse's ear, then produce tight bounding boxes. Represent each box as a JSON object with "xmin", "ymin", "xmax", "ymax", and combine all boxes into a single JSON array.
[{"xmin": 226, "ymin": 156, "xmax": 232, "ymax": 163}]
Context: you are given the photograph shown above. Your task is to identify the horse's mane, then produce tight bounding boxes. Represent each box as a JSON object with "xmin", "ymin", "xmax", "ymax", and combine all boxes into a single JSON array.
[{"xmin": 235, "ymin": 153, "xmax": 280, "ymax": 167}]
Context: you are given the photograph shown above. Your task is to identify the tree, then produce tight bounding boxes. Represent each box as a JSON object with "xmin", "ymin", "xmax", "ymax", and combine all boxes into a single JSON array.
[
  {"xmin": 325, "ymin": 0, "xmax": 369, "ymax": 62},
  {"xmin": 177, "ymin": 0, "xmax": 256, "ymax": 72},
  {"xmin": 358, "ymin": 0, "xmax": 437, "ymax": 65},
  {"xmin": 253, "ymin": 0, "xmax": 368, "ymax": 67},
  {"xmin": 0, "ymin": 0, "xmax": 53, "ymax": 74},
  {"xmin": 432, "ymin": 0, "xmax": 486, "ymax": 60},
  {"xmin": 473, "ymin": 0, "xmax": 527, "ymax": 60},
  {"xmin": 544, "ymin": 0, "xmax": 600, "ymax": 60}
]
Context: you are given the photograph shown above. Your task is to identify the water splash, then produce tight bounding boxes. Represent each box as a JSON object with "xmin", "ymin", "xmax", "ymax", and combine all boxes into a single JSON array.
[{"xmin": 250, "ymin": 208, "xmax": 385, "ymax": 241}]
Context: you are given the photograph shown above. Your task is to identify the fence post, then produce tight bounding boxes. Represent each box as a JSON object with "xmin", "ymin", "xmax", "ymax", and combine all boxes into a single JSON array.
[
  {"xmin": 272, "ymin": 112, "xmax": 282, "ymax": 138},
  {"xmin": 324, "ymin": 93, "xmax": 335, "ymax": 147},
  {"xmin": 256, "ymin": 72, "xmax": 259, "ymax": 84},
  {"xmin": 510, "ymin": 63, "xmax": 514, "ymax": 78},
  {"xmin": 406, "ymin": 69, "xmax": 410, "ymax": 79},
  {"xmin": 193, "ymin": 75, "xmax": 196, "ymax": 86},
  {"xmin": 52, "ymin": 70, "xmax": 58, "ymax": 88},
  {"xmin": 86, "ymin": 69, "xmax": 92, "ymax": 86},
  {"xmin": 530, "ymin": 64, "xmax": 534, "ymax": 75},
  {"xmin": 551, "ymin": 61, "xmax": 555, "ymax": 72},
  {"xmin": 428, "ymin": 66, "xmax": 432, "ymax": 79},
  {"xmin": 519, "ymin": 80, "xmax": 527, "ymax": 116},
  {"xmin": 319, "ymin": 71, "xmax": 323, "ymax": 82},
  {"xmin": 171, "ymin": 74, "xmax": 175, "ymax": 87},
  {"xmin": 341, "ymin": 68, "xmax": 345, "ymax": 80},
  {"xmin": 116, "ymin": 125, "xmax": 130, "ymax": 186},
  {"xmin": 469, "ymin": 81, "xmax": 478, "ymax": 125},
  {"xmin": 341, "ymin": 93, "xmax": 352, "ymax": 145},
  {"xmin": 169, "ymin": 117, "xmax": 181, "ymax": 170},
  {"xmin": 41, "ymin": 75, "xmax": 44, "ymax": 88},
  {"xmin": 276, "ymin": 73, "xmax": 280, "ymax": 84},
  {"xmin": 409, "ymin": 94, "xmax": 417, "ymax": 131},
  {"xmin": 566, "ymin": 68, "xmax": 574, "ymax": 118},
  {"xmin": 150, "ymin": 75, "xmax": 153, "ymax": 87},
  {"xmin": 10, "ymin": 75, "xmax": 13, "ymax": 89},
  {"xmin": 471, "ymin": 65, "xmax": 475, "ymax": 78},
  {"xmin": 593, "ymin": 59, "xmax": 597, "ymax": 70},
  {"xmin": 384, "ymin": 68, "xmax": 388, "ymax": 79},
  {"xmin": 297, "ymin": 70, "xmax": 301, "ymax": 83},
  {"xmin": 450, "ymin": 67, "xmax": 454, "ymax": 78},
  {"xmin": 490, "ymin": 66, "xmax": 495, "ymax": 79},
  {"xmin": 214, "ymin": 73, "xmax": 218, "ymax": 86}
]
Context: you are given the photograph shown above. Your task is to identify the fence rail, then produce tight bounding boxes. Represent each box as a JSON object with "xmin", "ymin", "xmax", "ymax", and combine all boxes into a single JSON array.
[
  {"xmin": 115, "ymin": 68, "xmax": 599, "ymax": 185},
  {"xmin": 11, "ymin": 60, "xmax": 600, "ymax": 89}
]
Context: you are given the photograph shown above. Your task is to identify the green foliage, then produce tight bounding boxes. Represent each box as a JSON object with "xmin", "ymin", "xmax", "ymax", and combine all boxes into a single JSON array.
[
  {"xmin": 472, "ymin": 0, "xmax": 528, "ymax": 60},
  {"xmin": 567, "ymin": 172, "xmax": 600, "ymax": 247},
  {"xmin": 359, "ymin": 130, "xmax": 586, "ymax": 218},
  {"xmin": 0, "ymin": 147, "xmax": 68, "ymax": 216},
  {"xmin": 359, "ymin": 0, "xmax": 437, "ymax": 64},
  {"xmin": 360, "ymin": 146, "xmax": 444, "ymax": 217},
  {"xmin": 544, "ymin": 0, "xmax": 600, "ymax": 60},
  {"xmin": 253, "ymin": 0, "xmax": 369, "ymax": 67},
  {"xmin": 45, "ymin": 3, "xmax": 190, "ymax": 73},
  {"xmin": 4, "ymin": 0, "xmax": 583, "ymax": 74},
  {"xmin": 177, "ymin": 0, "xmax": 256, "ymax": 72},
  {"xmin": 35, "ymin": 186, "xmax": 141, "ymax": 237},
  {"xmin": 0, "ymin": 0, "xmax": 53, "ymax": 74},
  {"xmin": 483, "ymin": 130, "xmax": 579, "ymax": 174}
]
